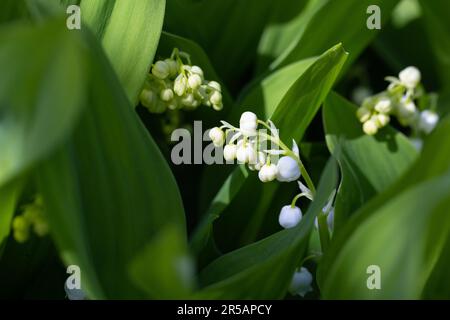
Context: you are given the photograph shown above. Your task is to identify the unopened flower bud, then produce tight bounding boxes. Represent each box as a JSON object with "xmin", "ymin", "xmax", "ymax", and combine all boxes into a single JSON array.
[
  {"xmin": 160, "ymin": 88, "xmax": 174, "ymax": 101},
  {"xmin": 210, "ymin": 91, "xmax": 222, "ymax": 106},
  {"xmin": 374, "ymin": 98, "xmax": 392, "ymax": 114},
  {"xmin": 239, "ymin": 111, "xmax": 258, "ymax": 136},
  {"xmin": 174, "ymin": 74, "xmax": 187, "ymax": 96},
  {"xmin": 419, "ymin": 110, "xmax": 439, "ymax": 134},
  {"xmin": 375, "ymin": 114, "xmax": 390, "ymax": 127},
  {"xmin": 363, "ymin": 119, "xmax": 378, "ymax": 135},
  {"xmin": 152, "ymin": 60, "xmax": 170, "ymax": 79},
  {"xmin": 399, "ymin": 66, "xmax": 421, "ymax": 89},
  {"xmin": 276, "ymin": 156, "xmax": 301, "ymax": 182},
  {"xmin": 188, "ymin": 74, "xmax": 202, "ymax": 90},
  {"xmin": 258, "ymin": 163, "xmax": 278, "ymax": 182},
  {"xmin": 236, "ymin": 143, "xmax": 257, "ymax": 164},
  {"xmin": 190, "ymin": 65, "xmax": 204, "ymax": 78},
  {"xmin": 164, "ymin": 58, "xmax": 178, "ymax": 78},
  {"xmin": 223, "ymin": 144, "xmax": 237, "ymax": 161},
  {"xmin": 289, "ymin": 267, "xmax": 313, "ymax": 297},
  {"xmin": 208, "ymin": 81, "xmax": 221, "ymax": 92},
  {"xmin": 209, "ymin": 127, "xmax": 225, "ymax": 147},
  {"xmin": 279, "ymin": 205, "xmax": 302, "ymax": 229}
]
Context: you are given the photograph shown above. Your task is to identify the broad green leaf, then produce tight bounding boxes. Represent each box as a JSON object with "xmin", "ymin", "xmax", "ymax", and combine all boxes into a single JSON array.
[
  {"xmin": 419, "ymin": 0, "xmax": 450, "ymax": 90},
  {"xmin": 268, "ymin": 0, "xmax": 398, "ymax": 74},
  {"xmin": 191, "ymin": 44, "xmax": 348, "ymax": 257},
  {"xmin": 128, "ymin": 224, "xmax": 195, "ymax": 299},
  {"xmin": 321, "ymin": 172, "xmax": 450, "ymax": 299},
  {"xmin": 195, "ymin": 159, "xmax": 338, "ymax": 299},
  {"xmin": 81, "ymin": 0, "xmax": 165, "ymax": 103},
  {"xmin": 318, "ymin": 117, "xmax": 450, "ymax": 298},
  {"xmin": 0, "ymin": 18, "xmax": 189, "ymax": 299},
  {"xmin": 323, "ymin": 92, "xmax": 418, "ymax": 230},
  {"xmin": 0, "ymin": 20, "xmax": 86, "ymax": 187}
]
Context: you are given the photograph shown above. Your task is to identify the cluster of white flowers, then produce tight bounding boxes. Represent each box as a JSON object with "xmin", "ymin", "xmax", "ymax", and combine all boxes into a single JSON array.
[
  {"xmin": 356, "ymin": 66, "xmax": 439, "ymax": 136},
  {"xmin": 139, "ymin": 48, "xmax": 223, "ymax": 114},
  {"xmin": 209, "ymin": 111, "xmax": 316, "ymax": 229},
  {"xmin": 12, "ymin": 195, "xmax": 48, "ymax": 243}
]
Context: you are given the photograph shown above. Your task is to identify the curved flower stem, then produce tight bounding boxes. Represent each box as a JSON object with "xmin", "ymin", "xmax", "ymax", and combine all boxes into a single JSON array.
[{"xmin": 258, "ymin": 131, "xmax": 316, "ymax": 196}]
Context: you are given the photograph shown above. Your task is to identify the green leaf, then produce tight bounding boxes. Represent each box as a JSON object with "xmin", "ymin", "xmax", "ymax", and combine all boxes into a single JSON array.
[
  {"xmin": 318, "ymin": 117, "xmax": 450, "ymax": 299},
  {"xmin": 0, "ymin": 20, "xmax": 86, "ymax": 187},
  {"xmin": 128, "ymin": 224, "xmax": 195, "ymax": 299},
  {"xmin": 81, "ymin": 0, "xmax": 165, "ymax": 103},
  {"xmin": 195, "ymin": 159, "xmax": 339, "ymax": 299},
  {"xmin": 267, "ymin": 0, "xmax": 398, "ymax": 74},
  {"xmin": 0, "ymin": 18, "xmax": 189, "ymax": 299},
  {"xmin": 321, "ymin": 173, "xmax": 450, "ymax": 299},
  {"xmin": 191, "ymin": 44, "xmax": 348, "ymax": 257},
  {"xmin": 323, "ymin": 92, "xmax": 418, "ymax": 230}
]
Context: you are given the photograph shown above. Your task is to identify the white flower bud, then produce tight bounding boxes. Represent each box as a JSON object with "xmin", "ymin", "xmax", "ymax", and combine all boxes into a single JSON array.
[
  {"xmin": 208, "ymin": 81, "xmax": 221, "ymax": 92},
  {"xmin": 188, "ymin": 73, "xmax": 202, "ymax": 90},
  {"xmin": 239, "ymin": 111, "xmax": 258, "ymax": 136},
  {"xmin": 276, "ymin": 156, "xmax": 301, "ymax": 182},
  {"xmin": 212, "ymin": 102, "xmax": 223, "ymax": 111},
  {"xmin": 140, "ymin": 88, "xmax": 156, "ymax": 108},
  {"xmin": 289, "ymin": 267, "xmax": 313, "ymax": 297},
  {"xmin": 209, "ymin": 127, "xmax": 225, "ymax": 147},
  {"xmin": 374, "ymin": 98, "xmax": 392, "ymax": 114},
  {"xmin": 181, "ymin": 93, "xmax": 195, "ymax": 107},
  {"xmin": 362, "ymin": 119, "xmax": 378, "ymax": 135},
  {"xmin": 399, "ymin": 66, "xmax": 421, "ymax": 89},
  {"xmin": 419, "ymin": 110, "xmax": 439, "ymax": 134},
  {"xmin": 190, "ymin": 65, "xmax": 204, "ymax": 78},
  {"xmin": 236, "ymin": 143, "xmax": 257, "ymax": 164},
  {"xmin": 160, "ymin": 88, "xmax": 174, "ymax": 101},
  {"xmin": 223, "ymin": 144, "xmax": 237, "ymax": 161},
  {"xmin": 258, "ymin": 163, "xmax": 278, "ymax": 182},
  {"xmin": 152, "ymin": 60, "xmax": 170, "ymax": 79},
  {"xmin": 174, "ymin": 74, "xmax": 187, "ymax": 96},
  {"xmin": 356, "ymin": 107, "xmax": 371, "ymax": 123},
  {"xmin": 397, "ymin": 101, "xmax": 417, "ymax": 121},
  {"xmin": 278, "ymin": 205, "xmax": 302, "ymax": 229},
  {"xmin": 375, "ymin": 114, "xmax": 390, "ymax": 128},
  {"xmin": 209, "ymin": 91, "xmax": 222, "ymax": 106},
  {"xmin": 164, "ymin": 58, "xmax": 178, "ymax": 77}
]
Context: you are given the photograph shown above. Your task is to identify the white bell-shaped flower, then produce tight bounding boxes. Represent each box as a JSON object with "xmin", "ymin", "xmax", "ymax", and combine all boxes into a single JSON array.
[
  {"xmin": 289, "ymin": 267, "xmax": 313, "ymax": 297},
  {"xmin": 276, "ymin": 156, "xmax": 301, "ymax": 182},
  {"xmin": 363, "ymin": 119, "xmax": 378, "ymax": 135},
  {"xmin": 152, "ymin": 60, "xmax": 170, "ymax": 79},
  {"xmin": 419, "ymin": 110, "xmax": 439, "ymax": 134},
  {"xmin": 164, "ymin": 58, "xmax": 178, "ymax": 78},
  {"xmin": 236, "ymin": 142, "xmax": 257, "ymax": 164},
  {"xmin": 374, "ymin": 98, "xmax": 392, "ymax": 114},
  {"xmin": 239, "ymin": 111, "xmax": 258, "ymax": 136},
  {"xmin": 258, "ymin": 163, "xmax": 278, "ymax": 182},
  {"xmin": 188, "ymin": 73, "xmax": 202, "ymax": 90},
  {"xmin": 278, "ymin": 205, "xmax": 302, "ymax": 229},
  {"xmin": 174, "ymin": 74, "xmax": 187, "ymax": 96},
  {"xmin": 223, "ymin": 144, "xmax": 237, "ymax": 161},
  {"xmin": 399, "ymin": 66, "xmax": 421, "ymax": 89},
  {"xmin": 190, "ymin": 65, "xmax": 204, "ymax": 78},
  {"xmin": 160, "ymin": 88, "xmax": 174, "ymax": 102},
  {"xmin": 208, "ymin": 81, "xmax": 221, "ymax": 92},
  {"xmin": 209, "ymin": 127, "xmax": 225, "ymax": 147}
]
